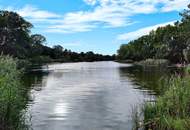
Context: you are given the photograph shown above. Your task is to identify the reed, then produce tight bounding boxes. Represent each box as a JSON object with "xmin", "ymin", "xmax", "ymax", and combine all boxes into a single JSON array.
[
  {"xmin": 135, "ymin": 59, "xmax": 169, "ymax": 67},
  {"xmin": 0, "ymin": 55, "xmax": 27, "ymax": 130},
  {"xmin": 142, "ymin": 76, "xmax": 190, "ymax": 130}
]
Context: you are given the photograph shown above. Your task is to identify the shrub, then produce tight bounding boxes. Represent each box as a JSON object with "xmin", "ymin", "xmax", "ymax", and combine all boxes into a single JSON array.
[
  {"xmin": 0, "ymin": 55, "xmax": 27, "ymax": 130},
  {"xmin": 136, "ymin": 59, "xmax": 169, "ymax": 67},
  {"xmin": 143, "ymin": 77, "xmax": 190, "ymax": 130}
]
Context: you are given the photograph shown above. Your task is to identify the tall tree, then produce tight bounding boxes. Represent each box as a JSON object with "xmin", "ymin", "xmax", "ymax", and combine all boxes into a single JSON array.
[{"xmin": 0, "ymin": 11, "xmax": 33, "ymax": 58}]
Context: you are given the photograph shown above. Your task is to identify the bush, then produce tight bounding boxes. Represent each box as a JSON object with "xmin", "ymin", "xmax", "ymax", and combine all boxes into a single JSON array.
[
  {"xmin": 0, "ymin": 55, "xmax": 27, "ymax": 130},
  {"xmin": 136, "ymin": 59, "xmax": 169, "ymax": 67},
  {"xmin": 143, "ymin": 77, "xmax": 190, "ymax": 130}
]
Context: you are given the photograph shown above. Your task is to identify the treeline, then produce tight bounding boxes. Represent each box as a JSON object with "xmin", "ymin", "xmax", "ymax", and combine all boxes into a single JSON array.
[
  {"xmin": 117, "ymin": 4, "xmax": 190, "ymax": 63},
  {"xmin": 0, "ymin": 11, "xmax": 115, "ymax": 63}
]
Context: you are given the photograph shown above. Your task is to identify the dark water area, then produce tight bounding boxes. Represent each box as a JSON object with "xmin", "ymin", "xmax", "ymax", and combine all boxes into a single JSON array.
[{"xmin": 22, "ymin": 61, "xmax": 180, "ymax": 130}]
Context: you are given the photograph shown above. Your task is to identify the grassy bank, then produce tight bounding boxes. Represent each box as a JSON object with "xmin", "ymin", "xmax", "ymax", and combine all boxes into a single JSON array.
[
  {"xmin": 136, "ymin": 76, "xmax": 190, "ymax": 130},
  {"xmin": 0, "ymin": 55, "xmax": 27, "ymax": 130},
  {"xmin": 135, "ymin": 59, "xmax": 169, "ymax": 67}
]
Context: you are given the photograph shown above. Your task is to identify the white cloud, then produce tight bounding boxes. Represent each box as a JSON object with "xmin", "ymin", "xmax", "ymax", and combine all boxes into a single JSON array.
[
  {"xmin": 46, "ymin": 23, "xmax": 96, "ymax": 33},
  {"xmin": 117, "ymin": 21, "xmax": 175, "ymax": 41},
  {"xmin": 5, "ymin": 5, "xmax": 61, "ymax": 19},
  {"xmin": 161, "ymin": 0, "xmax": 189, "ymax": 12},
  {"xmin": 83, "ymin": 0, "xmax": 97, "ymax": 5},
  {"xmin": 46, "ymin": 0, "xmax": 189, "ymax": 33},
  {"xmin": 3, "ymin": 0, "xmax": 189, "ymax": 33}
]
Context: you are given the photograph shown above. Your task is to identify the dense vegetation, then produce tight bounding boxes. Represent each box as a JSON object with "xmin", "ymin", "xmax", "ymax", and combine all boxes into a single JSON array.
[
  {"xmin": 117, "ymin": 4, "xmax": 190, "ymax": 64},
  {"xmin": 117, "ymin": 4, "xmax": 190, "ymax": 129},
  {"xmin": 0, "ymin": 11, "xmax": 115, "ymax": 63},
  {"xmin": 142, "ymin": 76, "xmax": 190, "ymax": 130},
  {"xmin": 0, "ymin": 55, "xmax": 27, "ymax": 130},
  {"xmin": 130, "ymin": 67, "xmax": 190, "ymax": 130}
]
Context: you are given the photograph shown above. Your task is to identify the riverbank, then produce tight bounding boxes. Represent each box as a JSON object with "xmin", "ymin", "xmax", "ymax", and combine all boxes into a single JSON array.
[
  {"xmin": 117, "ymin": 58, "xmax": 190, "ymax": 129},
  {"xmin": 134, "ymin": 59, "xmax": 169, "ymax": 67},
  {"xmin": 142, "ymin": 76, "xmax": 190, "ymax": 130},
  {"xmin": 117, "ymin": 59, "xmax": 190, "ymax": 70},
  {"xmin": 131, "ymin": 66, "xmax": 190, "ymax": 130},
  {"xmin": 0, "ymin": 55, "xmax": 27, "ymax": 130}
]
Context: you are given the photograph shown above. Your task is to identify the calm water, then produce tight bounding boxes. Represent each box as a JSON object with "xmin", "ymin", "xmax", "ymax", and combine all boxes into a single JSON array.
[{"xmin": 23, "ymin": 61, "xmax": 169, "ymax": 130}]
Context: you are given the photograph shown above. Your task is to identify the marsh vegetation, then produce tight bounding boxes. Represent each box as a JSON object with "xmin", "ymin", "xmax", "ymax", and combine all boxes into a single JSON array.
[{"xmin": 0, "ymin": 55, "xmax": 27, "ymax": 130}]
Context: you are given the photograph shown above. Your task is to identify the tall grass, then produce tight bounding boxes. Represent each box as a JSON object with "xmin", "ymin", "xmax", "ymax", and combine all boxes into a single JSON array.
[
  {"xmin": 142, "ymin": 76, "xmax": 190, "ymax": 130},
  {"xmin": 0, "ymin": 55, "xmax": 27, "ymax": 130},
  {"xmin": 136, "ymin": 59, "xmax": 169, "ymax": 67}
]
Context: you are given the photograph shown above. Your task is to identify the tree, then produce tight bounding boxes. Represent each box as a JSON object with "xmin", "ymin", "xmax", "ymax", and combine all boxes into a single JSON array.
[
  {"xmin": 52, "ymin": 45, "xmax": 63, "ymax": 59},
  {"xmin": 117, "ymin": 3, "xmax": 190, "ymax": 63},
  {"xmin": 0, "ymin": 11, "xmax": 33, "ymax": 58},
  {"xmin": 31, "ymin": 34, "xmax": 46, "ymax": 45},
  {"xmin": 30, "ymin": 34, "xmax": 47, "ymax": 57}
]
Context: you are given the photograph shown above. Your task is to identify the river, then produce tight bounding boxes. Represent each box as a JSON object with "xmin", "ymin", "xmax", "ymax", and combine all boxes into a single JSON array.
[{"xmin": 23, "ymin": 61, "xmax": 169, "ymax": 130}]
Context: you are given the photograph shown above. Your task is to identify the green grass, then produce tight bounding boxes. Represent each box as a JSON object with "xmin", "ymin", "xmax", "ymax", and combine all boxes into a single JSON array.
[
  {"xmin": 0, "ymin": 55, "xmax": 27, "ymax": 130},
  {"xmin": 142, "ymin": 76, "xmax": 190, "ymax": 130},
  {"xmin": 135, "ymin": 59, "xmax": 169, "ymax": 67}
]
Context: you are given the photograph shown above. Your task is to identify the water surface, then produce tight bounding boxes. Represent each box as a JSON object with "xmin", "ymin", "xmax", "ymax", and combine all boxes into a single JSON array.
[{"xmin": 24, "ymin": 61, "xmax": 164, "ymax": 130}]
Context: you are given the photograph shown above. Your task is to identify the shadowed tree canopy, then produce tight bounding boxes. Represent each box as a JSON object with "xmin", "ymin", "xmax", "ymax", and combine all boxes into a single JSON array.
[
  {"xmin": 0, "ymin": 11, "xmax": 33, "ymax": 58},
  {"xmin": 31, "ymin": 34, "xmax": 46, "ymax": 45}
]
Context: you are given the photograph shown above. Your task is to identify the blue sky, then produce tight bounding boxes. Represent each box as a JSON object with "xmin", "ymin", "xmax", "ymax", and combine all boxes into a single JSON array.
[{"xmin": 0, "ymin": 0, "xmax": 189, "ymax": 54}]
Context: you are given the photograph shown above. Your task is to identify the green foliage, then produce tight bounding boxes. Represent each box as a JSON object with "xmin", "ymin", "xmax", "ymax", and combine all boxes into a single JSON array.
[
  {"xmin": 117, "ymin": 4, "xmax": 190, "ymax": 63},
  {"xmin": 0, "ymin": 11, "xmax": 32, "ymax": 58},
  {"xmin": 135, "ymin": 59, "xmax": 169, "ymax": 67},
  {"xmin": 143, "ymin": 77, "xmax": 190, "ymax": 130},
  {"xmin": 0, "ymin": 55, "xmax": 27, "ymax": 130}
]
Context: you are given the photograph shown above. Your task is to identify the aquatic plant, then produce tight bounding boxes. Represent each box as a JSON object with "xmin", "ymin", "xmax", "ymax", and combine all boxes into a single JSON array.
[
  {"xmin": 0, "ymin": 55, "xmax": 27, "ymax": 130},
  {"xmin": 142, "ymin": 76, "xmax": 190, "ymax": 130}
]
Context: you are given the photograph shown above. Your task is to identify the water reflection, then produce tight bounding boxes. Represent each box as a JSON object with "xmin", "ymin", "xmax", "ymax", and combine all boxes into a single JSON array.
[
  {"xmin": 24, "ymin": 62, "xmax": 171, "ymax": 130},
  {"xmin": 119, "ymin": 66, "xmax": 167, "ymax": 95},
  {"xmin": 51, "ymin": 101, "xmax": 70, "ymax": 120}
]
